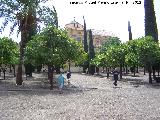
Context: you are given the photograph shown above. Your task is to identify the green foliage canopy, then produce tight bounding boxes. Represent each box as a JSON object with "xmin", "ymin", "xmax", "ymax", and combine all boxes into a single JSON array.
[
  {"xmin": 106, "ymin": 44, "xmax": 127, "ymax": 67},
  {"xmin": 0, "ymin": 37, "xmax": 19, "ymax": 65},
  {"xmin": 0, "ymin": 0, "xmax": 58, "ymax": 34},
  {"xmin": 136, "ymin": 36, "xmax": 160, "ymax": 67},
  {"xmin": 24, "ymin": 26, "xmax": 87, "ymax": 67},
  {"xmin": 125, "ymin": 39, "xmax": 140, "ymax": 67},
  {"xmin": 92, "ymin": 36, "xmax": 160, "ymax": 69},
  {"xmin": 92, "ymin": 36, "xmax": 122, "ymax": 68},
  {"xmin": 100, "ymin": 36, "xmax": 121, "ymax": 53}
]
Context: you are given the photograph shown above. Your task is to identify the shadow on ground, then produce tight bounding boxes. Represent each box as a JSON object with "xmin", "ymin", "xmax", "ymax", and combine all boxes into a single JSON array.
[
  {"xmin": 0, "ymin": 75, "xmax": 99, "ymax": 97},
  {"xmin": 122, "ymin": 77, "xmax": 160, "ymax": 89}
]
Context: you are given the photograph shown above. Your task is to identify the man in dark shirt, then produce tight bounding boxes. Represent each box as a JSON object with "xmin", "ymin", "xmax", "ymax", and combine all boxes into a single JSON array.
[
  {"xmin": 112, "ymin": 68, "xmax": 119, "ymax": 86},
  {"xmin": 66, "ymin": 71, "xmax": 71, "ymax": 84}
]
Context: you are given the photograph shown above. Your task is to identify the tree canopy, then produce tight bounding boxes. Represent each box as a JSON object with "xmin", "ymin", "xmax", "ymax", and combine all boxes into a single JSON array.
[
  {"xmin": 100, "ymin": 36, "xmax": 121, "ymax": 53},
  {"xmin": 0, "ymin": 37, "xmax": 19, "ymax": 65},
  {"xmin": 24, "ymin": 26, "xmax": 87, "ymax": 67},
  {"xmin": 92, "ymin": 36, "xmax": 160, "ymax": 80},
  {"xmin": 0, "ymin": 0, "xmax": 59, "ymax": 85},
  {"xmin": 0, "ymin": 0, "xmax": 58, "ymax": 34}
]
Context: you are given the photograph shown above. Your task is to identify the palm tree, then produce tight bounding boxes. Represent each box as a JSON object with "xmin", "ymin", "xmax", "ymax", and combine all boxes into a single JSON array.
[{"xmin": 0, "ymin": 0, "xmax": 58, "ymax": 85}]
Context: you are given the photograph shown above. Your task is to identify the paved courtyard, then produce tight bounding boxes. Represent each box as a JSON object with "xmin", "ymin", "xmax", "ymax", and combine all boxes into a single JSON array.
[{"xmin": 0, "ymin": 72, "xmax": 160, "ymax": 120}]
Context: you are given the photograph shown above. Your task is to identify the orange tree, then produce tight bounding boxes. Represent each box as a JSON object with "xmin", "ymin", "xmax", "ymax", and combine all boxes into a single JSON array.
[
  {"xmin": 0, "ymin": 37, "xmax": 19, "ymax": 79},
  {"xmin": 0, "ymin": 0, "xmax": 58, "ymax": 85},
  {"xmin": 136, "ymin": 36, "xmax": 160, "ymax": 83},
  {"xmin": 24, "ymin": 26, "xmax": 87, "ymax": 89},
  {"xmin": 106, "ymin": 44, "xmax": 127, "ymax": 79},
  {"xmin": 125, "ymin": 39, "xmax": 141, "ymax": 76},
  {"xmin": 92, "ymin": 43, "xmax": 127, "ymax": 79}
]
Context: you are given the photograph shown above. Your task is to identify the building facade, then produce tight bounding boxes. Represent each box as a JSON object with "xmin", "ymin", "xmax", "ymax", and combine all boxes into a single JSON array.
[
  {"xmin": 65, "ymin": 20, "xmax": 84, "ymax": 43},
  {"xmin": 92, "ymin": 29, "xmax": 114, "ymax": 49},
  {"xmin": 65, "ymin": 20, "xmax": 113, "ymax": 50}
]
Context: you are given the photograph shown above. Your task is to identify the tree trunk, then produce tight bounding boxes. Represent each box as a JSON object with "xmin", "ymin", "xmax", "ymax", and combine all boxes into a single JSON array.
[
  {"xmin": 120, "ymin": 64, "xmax": 122, "ymax": 79},
  {"xmin": 89, "ymin": 65, "xmax": 95, "ymax": 75},
  {"xmin": 25, "ymin": 63, "xmax": 33, "ymax": 77},
  {"xmin": 96, "ymin": 67, "xmax": 99, "ymax": 75},
  {"xmin": 83, "ymin": 61, "xmax": 89, "ymax": 73},
  {"xmin": 13, "ymin": 65, "xmax": 16, "ymax": 77},
  {"xmin": 48, "ymin": 65, "xmax": 53, "ymax": 90},
  {"xmin": 136, "ymin": 66, "xmax": 138, "ymax": 73},
  {"xmin": 126, "ymin": 66, "xmax": 128, "ymax": 74},
  {"xmin": 144, "ymin": 67, "xmax": 146, "ymax": 75},
  {"xmin": 83, "ymin": 67, "xmax": 86, "ymax": 73},
  {"xmin": 102, "ymin": 67, "xmax": 104, "ymax": 73},
  {"xmin": 3, "ymin": 69, "xmax": 5, "ymax": 80},
  {"xmin": 133, "ymin": 66, "xmax": 136, "ymax": 76},
  {"xmin": 16, "ymin": 13, "xmax": 36, "ymax": 84},
  {"xmin": 123, "ymin": 67, "xmax": 125, "ymax": 72},
  {"xmin": 68, "ymin": 60, "xmax": 71, "ymax": 72},
  {"xmin": 9, "ymin": 65, "xmax": 12, "ymax": 73},
  {"xmin": 37, "ymin": 65, "xmax": 42, "ymax": 73},
  {"xmin": 16, "ymin": 19, "xmax": 28, "ymax": 85},
  {"xmin": 16, "ymin": 40, "xmax": 24, "ymax": 85},
  {"xmin": 106, "ymin": 67, "xmax": 109, "ymax": 78},
  {"xmin": 148, "ymin": 64, "xmax": 152, "ymax": 84},
  {"xmin": 16, "ymin": 64, "xmax": 23, "ymax": 85},
  {"xmin": 153, "ymin": 69, "xmax": 156, "ymax": 80},
  {"xmin": 149, "ymin": 71, "xmax": 152, "ymax": 84}
]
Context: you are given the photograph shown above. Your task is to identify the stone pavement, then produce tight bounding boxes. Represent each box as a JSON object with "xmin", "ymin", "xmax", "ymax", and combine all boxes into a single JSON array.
[{"xmin": 0, "ymin": 72, "xmax": 160, "ymax": 120}]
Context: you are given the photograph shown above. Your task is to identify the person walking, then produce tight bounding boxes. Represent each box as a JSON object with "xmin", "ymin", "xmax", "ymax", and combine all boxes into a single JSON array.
[
  {"xmin": 112, "ymin": 68, "xmax": 119, "ymax": 86},
  {"xmin": 66, "ymin": 71, "xmax": 71, "ymax": 85},
  {"xmin": 57, "ymin": 72, "xmax": 65, "ymax": 94}
]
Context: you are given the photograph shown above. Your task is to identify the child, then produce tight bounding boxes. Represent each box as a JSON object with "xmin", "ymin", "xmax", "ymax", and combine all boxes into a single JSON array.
[
  {"xmin": 66, "ymin": 71, "xmax": 71, "ymax": 84},
  {"xmin": 57, "ymin": 73, "xmax": 65, "ymax": 93}
]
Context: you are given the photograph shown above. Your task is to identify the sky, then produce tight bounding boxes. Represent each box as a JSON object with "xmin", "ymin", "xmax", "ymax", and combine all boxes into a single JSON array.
[{"xmin": 0, "ymin": 0, "xmax": 160, "ymax": 43}]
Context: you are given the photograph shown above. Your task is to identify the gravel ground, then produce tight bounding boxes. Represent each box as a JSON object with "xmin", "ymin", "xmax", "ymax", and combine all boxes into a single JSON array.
[{"xmin": 0, "ymin": 72, "xmax": 160, "ymax": 120}]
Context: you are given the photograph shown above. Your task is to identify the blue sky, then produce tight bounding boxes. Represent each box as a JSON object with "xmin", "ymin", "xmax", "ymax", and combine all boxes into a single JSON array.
[{"xmin": 0, "ymin": 0, "xmax": 160, "ymax": 43}]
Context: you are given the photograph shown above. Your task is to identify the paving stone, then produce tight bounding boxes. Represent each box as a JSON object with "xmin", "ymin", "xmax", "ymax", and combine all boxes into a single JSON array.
[{"xmin": 0, "ymin": 72, "xmax": 160, "ymax": 120}]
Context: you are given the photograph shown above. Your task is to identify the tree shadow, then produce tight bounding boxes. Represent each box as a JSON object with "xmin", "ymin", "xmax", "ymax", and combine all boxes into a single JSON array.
[
  {"xmin": 122, "ymin": 77, "xmax": 160, "ymax": 89},
  {"xmin": 93, "ymin": 74, "xmax": 105, "ymax": 78},
  {"xmin": 0, "ymin": 77, "xmax": 97, "ymax": 97},
  {"xmin": 78, "ymin": 72, "xmax": 106, "ymax": 78},
  {"xmin": 0, "ymin": 74, "xmax": 16, "ymax": 80},
  {"xmin": 144, "ymin": 82, "xmax": 160, "ymax": 89}
]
